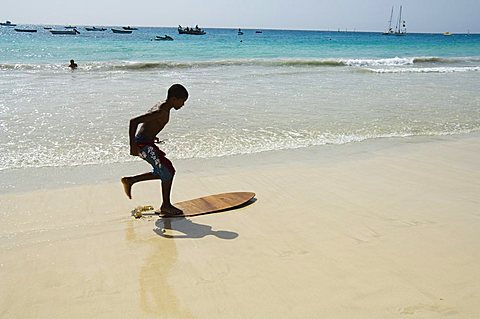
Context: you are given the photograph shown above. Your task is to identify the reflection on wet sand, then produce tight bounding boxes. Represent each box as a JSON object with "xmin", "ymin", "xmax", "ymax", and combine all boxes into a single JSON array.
[
  {"xmin": 125, "ymin": 218, "xmax": 238, "ymax": 317},
  {"xmin": 126, "ymin": 220, "xmax": 194, "ymax": 318}
]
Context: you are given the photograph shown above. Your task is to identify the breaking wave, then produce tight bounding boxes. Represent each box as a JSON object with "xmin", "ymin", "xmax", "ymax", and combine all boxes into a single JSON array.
[{"xmin": 2, "ymin": 56, "xmax": 479, "ymax": 72}]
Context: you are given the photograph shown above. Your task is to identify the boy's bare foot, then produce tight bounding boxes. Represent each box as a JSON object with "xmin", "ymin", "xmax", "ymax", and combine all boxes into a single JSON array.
[
  {"xmin": 158, "ymin": 204, "xmax": 184, "ymax": 217},
  {"xmin": 121, "ymin": 177, "xmax": 132, "ymax": 199}
]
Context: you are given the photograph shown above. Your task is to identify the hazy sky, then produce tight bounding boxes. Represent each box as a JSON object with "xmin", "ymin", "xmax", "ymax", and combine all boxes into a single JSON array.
[{"xmin": 3, "ymin": 0, "xmax": 479, "ymax": 33}]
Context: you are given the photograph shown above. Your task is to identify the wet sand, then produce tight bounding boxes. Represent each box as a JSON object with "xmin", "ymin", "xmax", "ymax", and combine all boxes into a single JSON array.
[{"xmin": 1, "ymin": 134, "xmax": 479, "ymax": 318}]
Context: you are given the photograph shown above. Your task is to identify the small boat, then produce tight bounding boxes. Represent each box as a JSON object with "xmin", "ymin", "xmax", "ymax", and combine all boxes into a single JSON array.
[
  {"xmin": 122, "ymin": 26, "xmax": 138, "ymax": 30},
  {"xmin": 14, "ymin": 28, "xmax": 37, "ymax": 33},
  {"xmin": 44, "ymin": 27, "xmax": 52, "ymax": 30},
  {"xmin": 443, "ymin": 32, "xmax": 452, "ymax": 36},
  {"xmin": 50, "ymin": 29, "xmax": 80, "ymax": 35},
  {"xmin": 255, "ymin": 30, "xmax": 262, "ymax": 34},
  {"xmin": 238, "ymin": 28, "xmax": 244, "ymax": 35},
  {"xmin": 0, "ymin": 20, "xmax": 16, "ymax": 27},
  {"xmin": 112, "ymin": 28, "xmax": 132, "ymax": 34},
  {"xmin": 177, "ymin": 25, "xmax": 206, "ymax": 35},
  {"xmin": 394, "ymin": 5, "xmax": 406, "ymax": 36},
  {"xmin": 382, "ymin": 6, "xmax": 395, "ymax": 35},
  {"xmin": 85, "ymin": 26, "xmax": 106, "ymax": 31},
  {"xmin": 155, "ymin": 35, "xmax": 174, "ymax": 41},
  {"xmin": 64, "ymin": 25, "xmax": 77, "ymax": 29}
]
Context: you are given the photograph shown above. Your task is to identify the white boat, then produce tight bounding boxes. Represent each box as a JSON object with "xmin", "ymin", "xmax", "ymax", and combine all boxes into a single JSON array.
[
  {"xmin": 112, "ymin": 28, "xmax": 132, "ymax": 34},
  {"xmin": 0, "ymin": 20, "xmax": 16, "ymax": 27},
  {"xmin": 382, "ymin": 6, "xmax": 395, "ymax": 35},
  {"xmin": 394, "ymin": 6, "xmax": 406, "ymax": 36},
  {"xmin": 155, "ymin": 35, "xmax": 174, "ymax": 41},
  {"xmin": 85, "ymin": 26, "xmax": 106, "ymax": 31},
  {"xmin": 50, "ymin": 29, "xmax": 80, "ymax": 35}
]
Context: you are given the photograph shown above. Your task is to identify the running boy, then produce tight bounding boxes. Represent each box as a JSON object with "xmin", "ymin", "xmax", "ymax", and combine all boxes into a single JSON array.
[{"xmin": 121, "ymin": 84, "xmax": 188, "ymax": 216}]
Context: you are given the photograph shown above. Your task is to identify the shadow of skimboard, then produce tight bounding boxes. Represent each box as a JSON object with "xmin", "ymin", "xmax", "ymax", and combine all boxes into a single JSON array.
[{"xmin": 132, "ymin": 192, "xmax": 256, "ymax": 218}]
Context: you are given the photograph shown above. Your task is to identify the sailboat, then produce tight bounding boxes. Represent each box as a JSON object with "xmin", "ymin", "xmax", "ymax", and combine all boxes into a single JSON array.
[
  {"xmin": 394, "ymin": 5, "xmax": 406, "ymax": 36},
  {"xmin": 382, "ymin": 6, "xmax": 406, "ymax": 36},
  {"xmin": 382, "ymin": 6, "xmax": 395, "ymax": 35}
]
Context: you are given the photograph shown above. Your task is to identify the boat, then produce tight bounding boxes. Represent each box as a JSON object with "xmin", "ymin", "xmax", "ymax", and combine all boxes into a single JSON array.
[
  {"xmin": 112, "ymin": 28, "xmax": 132, "ymax": 34},
  {"xmin": 382, "ymin": 6, "xmax": 395, "ymax": 35},
  {"xmin": 122, "ymin": 26, "xmax": 138, "ymax": 30},
  {"xmin": 255, "ymin": 30, "xmax": 262, "ymax": 34},
  {"xmin": 443, "ymin": 31, "xmax": 453, "ymax": 36},
  {"xmin": 14, "ymin": 28, "xmax": 37, "ymax": 33},
  {"xmin": 64, "ymin": 25, "xmax": 77, "ymax": 29},
  {"xmin": 177, "ymin": 25, "xmax": 206, "ymax": 35},
  {"xmin": 44, "ymin": 27, "xmax": 52, "ymax": 30},
  {"xmin": 50, "ymin": 29, "xmax": 80, "ymax": 35},
  {"xmin": 155, "ymin": 35, "xmax": 174, "ymax": 41},
  {"xmin": 0, "ymin": 20, "xmax": 16, "ymax": 27},
  {"xmin": 85, "ymin": 26, "xmax": 106, "ymax": 31},
  {"xmin": 394, "ymin": 5, "xmax": 406, "ymax": 36},
  {"xmin": 238, "ymin": 28, "xmax": 244, "ymax": 35}
]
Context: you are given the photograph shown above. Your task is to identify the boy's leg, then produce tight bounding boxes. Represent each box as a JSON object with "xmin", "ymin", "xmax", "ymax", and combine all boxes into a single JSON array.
[
  {"xmin": 160, "ymin": 179, "xmax": 183, "ymax": 215},
  {"xmin": 121, "ymin": 172, "xmax": 159, "ymax": 199}
]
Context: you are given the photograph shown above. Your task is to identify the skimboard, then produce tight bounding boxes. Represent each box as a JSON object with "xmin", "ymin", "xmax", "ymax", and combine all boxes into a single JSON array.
[{"xmin": 131, "ymin": 192, "xmax": 255, "ymax": 218}]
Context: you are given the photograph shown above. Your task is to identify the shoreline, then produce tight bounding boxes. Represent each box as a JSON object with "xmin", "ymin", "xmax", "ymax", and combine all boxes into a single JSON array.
[
  {"xmin": 1, "ymin": 132, "xmax": 479, "ymax": 195},
  {"xmin": 1, "ymin": 132, "xmax": 479, "ymax": 318}
]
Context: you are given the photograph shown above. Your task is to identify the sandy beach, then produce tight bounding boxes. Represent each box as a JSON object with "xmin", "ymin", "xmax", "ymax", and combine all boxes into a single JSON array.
[{"xmin": 1, "ymin": 134, "xmax": 479, "ymax": 318}]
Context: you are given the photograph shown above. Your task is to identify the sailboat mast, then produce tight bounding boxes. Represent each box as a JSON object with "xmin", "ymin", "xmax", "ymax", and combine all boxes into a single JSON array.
[
  {"xmin": 388, "ymin": 6, "xmax": 394, "ymax": 32},
  {"xmin": 397, "ymin": 6, "xmax": 403, "ymax": 34}
]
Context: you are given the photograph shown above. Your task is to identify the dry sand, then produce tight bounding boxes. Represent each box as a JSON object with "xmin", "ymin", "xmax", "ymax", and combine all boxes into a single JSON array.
[{"xmin": 1, "ymin": 134, "xmax": 479, "ymax": 318}]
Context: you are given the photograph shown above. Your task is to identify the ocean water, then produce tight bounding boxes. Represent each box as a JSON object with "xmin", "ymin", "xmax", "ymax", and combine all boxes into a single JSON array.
[{"xmin": 1, "ymin": 26, "xmax": 479, "ymax": 174}]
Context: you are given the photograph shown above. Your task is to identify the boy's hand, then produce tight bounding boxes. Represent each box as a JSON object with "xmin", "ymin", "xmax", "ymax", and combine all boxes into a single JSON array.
[{"xmin": 130, "ymin": 144, "xmax": 140, "ymax": 156}]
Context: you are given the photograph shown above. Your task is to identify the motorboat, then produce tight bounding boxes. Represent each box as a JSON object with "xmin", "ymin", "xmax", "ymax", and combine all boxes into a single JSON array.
[
  {"xmin": 14, "ymin": 28, "xmax": 37, "ymax": 33},
  {"xmin": 155, "ymin": 35, "xmax": 174, "ymax": 41},
  {"xmin": 122, "ymin": 26, "xmax": 138, "ymax": 30},
  {"xmin": 50, "ymin": 29, "xmax": 80, "ymax": 35},
  {"xmin": 112, "ymin": 28, "xmax": 133, "ymax": 34},
  {"xmin": 1, "ymin": 20, "xmax": 16, "ymax": 27},
  {"xmin": 177, "ymin": 25, "xmax": 206, "ymax": 35},
  {"xmin": 85, "ymin": 26, "xmax": 106, "ymax": 31}
]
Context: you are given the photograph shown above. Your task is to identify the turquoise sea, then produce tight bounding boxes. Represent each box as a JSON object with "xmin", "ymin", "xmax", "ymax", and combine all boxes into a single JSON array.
[{"xmin": 1, "ymin": 25, "xmax": 479, "ymax": 189}]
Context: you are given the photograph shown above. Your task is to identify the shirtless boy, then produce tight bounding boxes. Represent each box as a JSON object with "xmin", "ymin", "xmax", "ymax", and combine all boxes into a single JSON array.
[{"xmin": 121, "ymin": 84, "xmax": 188, "ymax": 216}]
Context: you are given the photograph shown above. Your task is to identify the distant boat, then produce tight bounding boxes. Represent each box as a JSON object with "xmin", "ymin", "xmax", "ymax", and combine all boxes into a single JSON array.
[
  {"xmin": 382, "ymin": 6, "xmax": 395, "ymax": 35},
  {"xmin": 122, "ymin": 26, "xmax": 138, "ymax": 30},
  {"xmin": 64, "ymin": 25, "xmax": 77, "ymax": 29},
  {"xmin": 112, "ymin": 28, "xmax": 132, "ymax": 34},
  {"xmin": 155, "ymin": 35, "xmax": 174, "ymax": 41},
  {"xmin": 14, "ymin": 28, "xmax": 37, "ymax": 33},
  {"xmin": 178, "ymin": 25, "xmax": 206, "ymax": 35},
  {"xmin": 256, "ymin": 30, "xmax": 262, "ymax": 34},
  {"xmin": 44, "ymin": 27, "xmax": 52, "ymax": 30},
  {"xmin": 0, "ymin": 20, "xmax": 16, "ymax": 27},
  {"xmin": 238, "ymin": 28, "xmax": 244, "ymax": 35},
  {"xmin": 443, "ymin": 31, "xmax": 453, "ymax": 36},
  {"xmin": 394, "ymin": 5, "xmax": 406, "ymax": 36},
  {"xmin": 382, "ymin": 6, "xmax": 406, "ymax": 36},
  {"xmin": 85, "ymin": 26, "xmax": 106, "ymax": 31},
  {"xmin": 50, "ymin": 29, "xmax": 80, "ymax": 35}
]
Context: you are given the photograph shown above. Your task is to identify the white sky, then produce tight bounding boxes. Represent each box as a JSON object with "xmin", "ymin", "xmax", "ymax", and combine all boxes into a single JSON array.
[{"xmin": 2, "ymin": 0, "xmax": 479, "ymax": 33}]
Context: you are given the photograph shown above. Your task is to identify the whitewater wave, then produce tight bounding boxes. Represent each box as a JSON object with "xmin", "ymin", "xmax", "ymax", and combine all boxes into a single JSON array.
[
  {"xmin": 2, "ymin": 56, "xmax": 479, "ymax": 72},
  {"xmin": 364, "ymin": 66, "xmax": 480, "ymax": 73}
]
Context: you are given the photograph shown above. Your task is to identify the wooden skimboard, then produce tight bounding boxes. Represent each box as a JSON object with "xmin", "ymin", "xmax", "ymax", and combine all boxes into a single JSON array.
[{"xmin": 162, "ymin": 192, "xmax": 255, "ymax": 217}]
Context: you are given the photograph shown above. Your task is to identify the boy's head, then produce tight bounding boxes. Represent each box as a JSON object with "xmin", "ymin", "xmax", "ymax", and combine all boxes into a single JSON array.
[{"xmin": 167, "ymin": 84, "xmax": 188, "ymax": 110}]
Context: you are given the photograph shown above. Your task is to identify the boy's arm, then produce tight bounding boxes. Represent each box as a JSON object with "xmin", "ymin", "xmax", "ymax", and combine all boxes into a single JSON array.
[
  {"xmin": 129, "ymin": 112, "xmax": 154, "ymax": 156},
  {"xmin": 129, "ymin": 117, "xmax": 141, "ymax": 156}
]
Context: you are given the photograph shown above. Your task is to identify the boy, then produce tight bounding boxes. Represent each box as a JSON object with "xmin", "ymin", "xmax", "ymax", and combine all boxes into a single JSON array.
[{"xmin": 121, "ymin": 84, "xmax": 188, "ymax": 216}]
